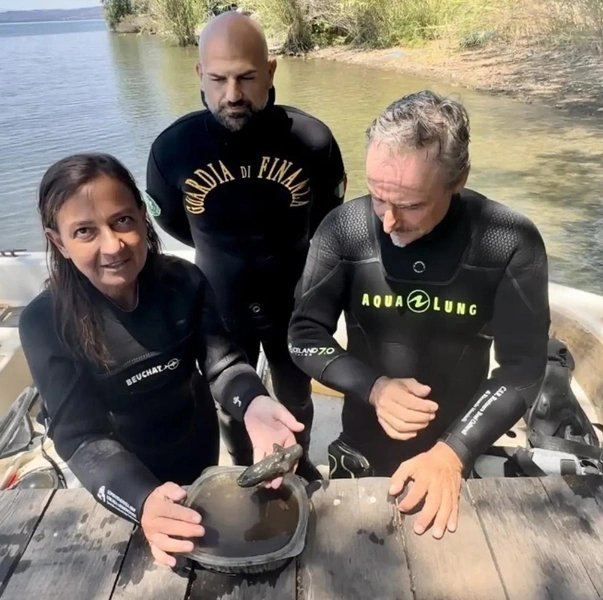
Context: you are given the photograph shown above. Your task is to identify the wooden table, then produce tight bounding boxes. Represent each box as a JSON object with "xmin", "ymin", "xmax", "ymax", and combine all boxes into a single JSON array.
[{"xmin": 1, "ymin": 475, "xmax": 603, "ymax": 600}]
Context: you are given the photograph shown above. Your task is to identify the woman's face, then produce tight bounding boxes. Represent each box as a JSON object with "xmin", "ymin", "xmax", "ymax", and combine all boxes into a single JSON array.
[{"xmin": 47, "ymin": 175, "xmax": 148, "ymax": 299}]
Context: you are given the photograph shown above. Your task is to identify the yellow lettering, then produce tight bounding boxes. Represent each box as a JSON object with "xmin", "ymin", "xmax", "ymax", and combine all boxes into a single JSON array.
[
  {"xmin": 289, "ymin": 179, "xmax": 308, "ymax": 193},
  {"xmin": 267, "ymin": 158, "xmax": 281, "ymax": 181},
  {"xmin": 184, "ymin": 193, "xmax": 206, "ymax": 214},
  {"xmin": 281, "ymin": 168, "xmax": 304, "ymax": 189},
  {"xmin": 194, "ymin": 169, "xmax": 218, "ymax": 189},
  {"xmin": 208, "ymin": 163, "xmax": 224, "ymax": 184},
  {"xmin": 273, "ymin": 160, "xmax": 292, "ymax": 183},
  {"xmin": 362, "ymin": 294, "xmax": 370, "ymax": 306},
  {"xmin": 185, "ymin": 179, "xmax": 210, "ymax": 195},
  {"xmin": 433, "ymin": 297, "xmax": 441, "ymax": 311},
  {"xmin": 384, "ymin": 295, "xmax": 393, "ymax": 308},
  {"xmin": 290, "ymin": 179, "xmax": 310, "ymax": 200},
  {"xmin": 258, "ymin": 157, "xmax": 271, "ymax": 178},
  {"xmin": 373, "ymin": 295, "xmax": 382, "ymax": 309},
  {"xmin": 456, "ymin": 303, "xmax": 466, "ymax": 315},
  {"xmin": 219, "ymin": 160, "xmax": 235, "ymax": 182},
  {"xmin": 395, "ymin": 296, "xmax": 403, "ymax": 307},
  {"xmin": 469, "ymin": 304, "xmax": 477, "ymax": 316},
  {"xmin": 445, "ymin": 300, "xmax": 454, "ymax": 314}
]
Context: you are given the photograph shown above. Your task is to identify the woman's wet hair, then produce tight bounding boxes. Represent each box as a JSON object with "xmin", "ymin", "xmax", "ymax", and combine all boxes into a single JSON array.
[{"xmin": 39, "ymin": 152, "xmax": 162, "ymax": 366}]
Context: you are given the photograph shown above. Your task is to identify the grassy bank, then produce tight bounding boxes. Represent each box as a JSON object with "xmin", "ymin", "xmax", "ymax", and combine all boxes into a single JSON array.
[
  {"xmin": 102, "ymin": 0, "xmax": 603, "ymax": 54},
  {"xmin": 101, "ymin": 0, "xmax": 603, "ymax": 115}
]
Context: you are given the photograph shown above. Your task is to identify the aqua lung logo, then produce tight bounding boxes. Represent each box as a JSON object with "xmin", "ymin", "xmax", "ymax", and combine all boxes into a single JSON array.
[
  {"xmin": 407, "ymin": 290, "xmax": 431, "ymax": 313},
  {"xmin": 361, "ymin": 289, "xmax": 478, "ymax": 316},
  {"xmin": 126, "ymin": 358, "xmax": 181, "ymax": 387}
]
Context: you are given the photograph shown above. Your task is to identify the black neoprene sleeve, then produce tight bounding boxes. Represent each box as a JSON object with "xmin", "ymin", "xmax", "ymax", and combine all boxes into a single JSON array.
[
  {"xmin": 307, "ymin": 136, "xmax": 347, "ymax": 238},
  {"xmin": 146, "ymin": 147, "xmax": 195, "ymax": 248},
  {"xmin": 18, "ymin": 308, "xmax": 159, "ymax": 524},
  {"xmin": 195, "ymin": 272, "xmax": 269, "ymax": 421},
  {"xmin": 439, "ymin": 224, "xmax": 550, "ymax": 471},
  {"xmin": 288, "ymin": 214, "xmax": 382, "ymax": 402}
]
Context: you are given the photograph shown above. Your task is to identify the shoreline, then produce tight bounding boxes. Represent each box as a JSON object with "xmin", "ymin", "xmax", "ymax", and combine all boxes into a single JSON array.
[
  {"xmin": 109, "ymin": 20, "xmax": 603, "ymax": 119},
  {"xmin": 309, "ymin": 42, "xmax": 603, "ymax": 119}
]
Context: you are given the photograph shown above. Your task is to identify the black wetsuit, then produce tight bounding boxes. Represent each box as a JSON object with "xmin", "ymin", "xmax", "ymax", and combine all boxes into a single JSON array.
[
  {"xmin": 288, "ymin": 191, "xmax": 550, "ymax": 477},
  {"xmin": 18, "ymin": 255, "xmax": 268, "ymax": 524},
  {"xmin": 145, "ymin": 91, "xmax": 346, "ymax": 465}
]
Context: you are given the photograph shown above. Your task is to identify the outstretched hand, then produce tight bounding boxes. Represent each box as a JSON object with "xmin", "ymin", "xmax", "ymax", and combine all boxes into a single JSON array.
[
  {"xmin": 389, "ymin": 442, "xmax": 463, "ymax": 539},
  {"xmin": 243, "ymin": 395, "xmax": 305, "ymax": 488}
]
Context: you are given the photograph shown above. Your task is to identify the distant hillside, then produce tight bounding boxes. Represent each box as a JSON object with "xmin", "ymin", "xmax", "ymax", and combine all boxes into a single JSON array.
[{"xmin": 0, "ymin": 6, "xmax": 103, "ymax": 23}]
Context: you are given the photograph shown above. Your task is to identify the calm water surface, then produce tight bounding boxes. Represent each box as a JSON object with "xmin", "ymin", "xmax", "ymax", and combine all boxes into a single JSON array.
[{"xmin": 1, "ymin": 20, "xmax": 602, "ymax": 292}]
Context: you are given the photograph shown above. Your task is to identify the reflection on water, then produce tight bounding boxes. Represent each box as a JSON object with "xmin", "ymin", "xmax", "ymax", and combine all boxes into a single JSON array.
[
  {"xmin": 0, "ymin": 21, "xmax": 602, "ymax": 293},
  {"xmin": 188, "ymin": 472, "xmax": 300, "ymax": 558}
]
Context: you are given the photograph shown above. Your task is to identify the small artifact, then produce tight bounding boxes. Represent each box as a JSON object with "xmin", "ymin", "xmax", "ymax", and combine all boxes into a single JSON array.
[{"xmin": 237, "ymin": 443, "xmax": 303, "ymax": 488}]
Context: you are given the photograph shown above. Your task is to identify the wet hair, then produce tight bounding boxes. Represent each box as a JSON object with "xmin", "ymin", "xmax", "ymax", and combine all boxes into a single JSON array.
[
  {"xmin": 366, "ymin": 90, "xmax": 471, "ymax": 187},
  {"xmin": 38, "ymin": 152, "xmax": 162, "ymax": 366}
]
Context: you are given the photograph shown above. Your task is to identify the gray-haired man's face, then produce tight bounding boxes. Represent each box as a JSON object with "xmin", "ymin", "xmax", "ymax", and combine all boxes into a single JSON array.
[{"xmin": 366, "ymin": 142, "xmax": 467, "ymax": 247}]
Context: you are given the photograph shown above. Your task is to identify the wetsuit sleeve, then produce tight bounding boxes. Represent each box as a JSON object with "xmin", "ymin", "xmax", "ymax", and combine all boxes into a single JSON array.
[
  {"xmin": 19, "ymin": 303, "xmax": 160, "ymax": 525},
  {"xmin": 145, "ymin": 145, "xmax": 195, "ymax": 247},
  {"xmin": 308, "ymin": 135, "xmax": 346, "ymax": 238},
  {"xmin": 195, "ymin": 275, "xmax": 269, "ymax": 421},
  {"xmin": 439, "ymin": 224, "xmax": 550, "ymax": 472},
  {"xmin": 288, "ymin": 215, "xmax": 382, "ymax": 401}
]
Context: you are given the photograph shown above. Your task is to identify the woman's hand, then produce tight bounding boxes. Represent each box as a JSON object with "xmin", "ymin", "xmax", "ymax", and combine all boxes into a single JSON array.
[
  {"xmin": 243, "ymin": 395, "xmax": 305, "ymax": 488},
  {"xmin": 140, "ymin": 482, "xmax": 204, "ymax": 567}
]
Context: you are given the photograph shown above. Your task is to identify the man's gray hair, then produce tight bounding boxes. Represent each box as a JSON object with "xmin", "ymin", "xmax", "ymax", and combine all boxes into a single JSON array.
[{"xmin": 366, "ymin": 90, "xmax": 471, "ymax": 187}]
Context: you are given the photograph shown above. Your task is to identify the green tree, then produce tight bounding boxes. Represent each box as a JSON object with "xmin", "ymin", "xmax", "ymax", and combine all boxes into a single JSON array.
[{"xmin": 101, "ymin": 0, "xmax": 134, "ymax": 30}]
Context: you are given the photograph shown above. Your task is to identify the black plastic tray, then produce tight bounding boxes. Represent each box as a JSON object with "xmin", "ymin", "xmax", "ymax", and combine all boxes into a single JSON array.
[{"xmin": 181, "ymin": 465, "xmax": 309, "ymax": 575}]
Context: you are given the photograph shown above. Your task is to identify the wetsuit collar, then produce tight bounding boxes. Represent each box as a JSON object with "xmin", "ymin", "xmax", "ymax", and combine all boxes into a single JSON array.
[
  {"xmin": 374, "ymin": 192, "xmax": 462, "ymax": 248},
  {"xmin": 202, "ymin": 86, "xmax": 283, "ymax": 138}
]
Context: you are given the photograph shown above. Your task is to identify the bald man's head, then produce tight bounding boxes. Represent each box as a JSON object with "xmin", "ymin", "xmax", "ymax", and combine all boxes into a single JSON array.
[{"xmin": 196, "ymin": 12, "xmax": 277, "ymax": 131}]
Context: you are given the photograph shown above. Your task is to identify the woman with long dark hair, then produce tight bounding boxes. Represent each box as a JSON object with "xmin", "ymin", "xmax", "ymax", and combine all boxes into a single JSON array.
[{"xmin": 19, "ymin": 153, "xmax": 304, "ymax": 567}]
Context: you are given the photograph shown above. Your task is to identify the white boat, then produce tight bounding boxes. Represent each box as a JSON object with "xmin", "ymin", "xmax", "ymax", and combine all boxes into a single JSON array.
[{"xmin": 1, "ymin": 248, "xmax": 602, "ymax": 488}]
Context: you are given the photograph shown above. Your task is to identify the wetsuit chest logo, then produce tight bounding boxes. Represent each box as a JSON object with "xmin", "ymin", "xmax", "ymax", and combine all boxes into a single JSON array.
[
  {"xmin": 361, "ymin": 289, "xmax": 478, "ymax": 316},
  {"xmin": 125, "ymin": 357, "xmax": 181, "ymax": 386},
  {"xmin": 183, "ymin": 157, "xmax": 310, "ymax": 214}
]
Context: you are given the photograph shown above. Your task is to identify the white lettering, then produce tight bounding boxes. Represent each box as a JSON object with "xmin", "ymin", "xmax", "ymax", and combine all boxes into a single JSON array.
[
  {"xmin": 125, "ymin": 358, "xmax": 181, "ymax": 387},
  {"xmin": 460, "ymin": 386, "xmax": 507, "ymax": 436},
  {"xmin": 288, "ymin": 344, "xmax": 335, "ymax": 357},
  {"xmin": 97, "ymin": 487, "xmax": 138, "ymax": 521}
]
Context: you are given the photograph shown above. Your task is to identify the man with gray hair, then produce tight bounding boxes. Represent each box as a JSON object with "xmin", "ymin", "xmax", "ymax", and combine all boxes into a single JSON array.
[{"xmin": 288, "ymin": 90, "xmax": 550, "ymax": 539}]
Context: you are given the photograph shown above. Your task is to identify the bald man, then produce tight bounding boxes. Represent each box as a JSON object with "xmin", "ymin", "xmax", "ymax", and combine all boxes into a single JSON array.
[{"xmin": 145, "ymin": 12, "xmax": 346, "ymax": 481}]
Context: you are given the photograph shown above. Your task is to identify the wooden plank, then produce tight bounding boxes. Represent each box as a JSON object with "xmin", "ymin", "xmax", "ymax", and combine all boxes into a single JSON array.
[
  {"xmin": 1, "ymin": 489, "xmax": 133, "ymax": 600},
  {"xmin": 298, "ymin": 478, "xmax": 413, "ymax": 600},
  {"xmin": 189, "ymin": 560, "xmax": 296, "ymax": 600},
  {"xmin": 111, "ymin": 528, "xmax": 191, "ymax": 600},
  {"xmin": 584, "ymin": 473, "xmax": 603, "ymax": 511},
  {"xmin": 540, "ymin": 475, "xmax": 603, "ymax": 597},
  {"xmin": 0, "ymin": 489, "xmax": 54, "ymax": 598},
  {"xmin": 468, "ymin": 477, "xmax": 600, "ymax": 600},
  {"xmin": 400, "ymin": 483, "xmax": 506, "ymax": 600}
]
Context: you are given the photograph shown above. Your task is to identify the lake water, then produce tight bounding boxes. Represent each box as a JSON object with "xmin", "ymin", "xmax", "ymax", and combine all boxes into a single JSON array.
[{"xmin": 1, "ymin": 19, "xmax": 602, "ymax": 293}]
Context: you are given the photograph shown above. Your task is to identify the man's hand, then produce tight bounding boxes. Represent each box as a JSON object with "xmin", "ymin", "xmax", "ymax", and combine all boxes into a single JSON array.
[
  {"xmin": 141, "ymin": 482, "xmax": 205, "ymax": 568},
  {"xmin": 244, "ymin": 395, "xmax": 305, "ymax": 489},
  {"xmin": 369, "ymin": 377, "xmax": 439, "ymax": 440},
  {"xmin": 389, "ymin": 442, "xmax": 463, "ymax": 539}
]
